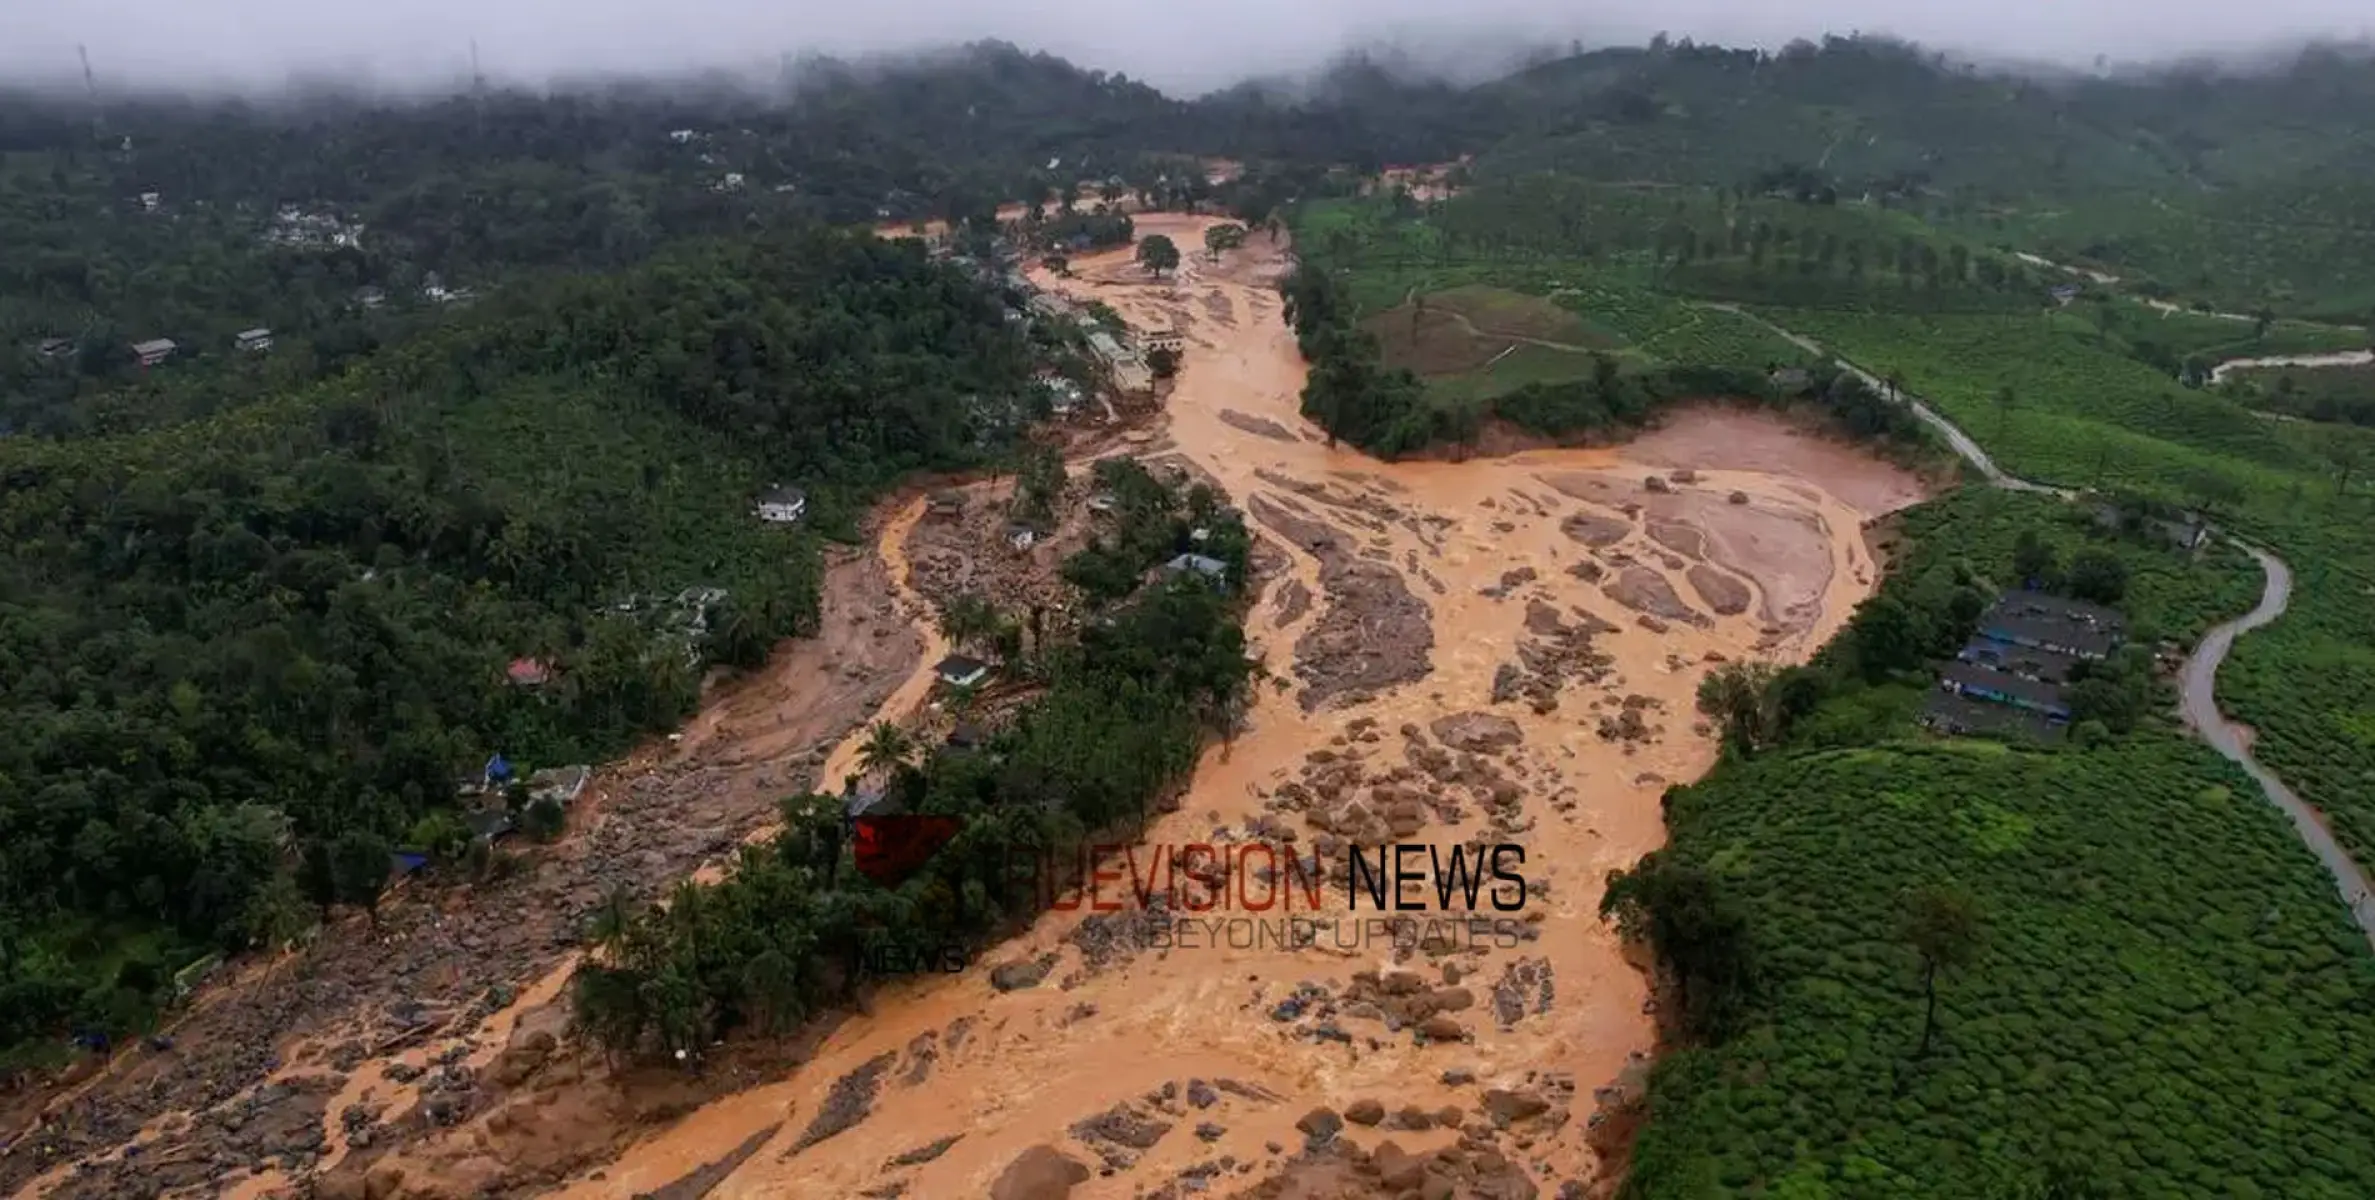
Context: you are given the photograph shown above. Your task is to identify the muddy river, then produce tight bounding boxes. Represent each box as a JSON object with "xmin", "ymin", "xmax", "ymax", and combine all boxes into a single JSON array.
[
  {"xmin": 431, "ymin": 216, "xmax": 1925, "ymax": 1199},
  {"xmin": 90, "ymin": 217, "xmax": 1922, "ymax": 1200}
]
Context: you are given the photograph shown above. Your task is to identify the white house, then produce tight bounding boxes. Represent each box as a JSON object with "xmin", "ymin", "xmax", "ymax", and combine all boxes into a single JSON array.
[
  {"xmin": 754, "ymin": 484, "xmax": 808, "ymax": 524},
  {"xmin": 235, "ymin": 328, "xmax": 273, "ymax": 353},
  {"xmin": 1144, "ymin": 326, "xmax": 1186, "ymax": 355},
  {"xmin": 131, "ymin": 338, "xmax": 176, "ymax": 368}
]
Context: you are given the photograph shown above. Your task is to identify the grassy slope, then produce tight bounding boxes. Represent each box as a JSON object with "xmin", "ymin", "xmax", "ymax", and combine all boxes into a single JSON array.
[
  {"xmin": 1627, "ymin": 487, "xmax": 2375, "ymax": 1199},
  {"xmin": 1303, "ymin": 195, "xmax": 1809, "ymax": 405},
  {"xmin": 1748, "ymin": 306, "xmax": 2375, "ymax": 870}
]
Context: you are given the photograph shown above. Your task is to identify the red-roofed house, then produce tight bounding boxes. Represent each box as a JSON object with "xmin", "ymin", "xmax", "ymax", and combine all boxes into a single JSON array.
[{"xmin": 506, "ymin": 657, "xmax": 553, "ymax": 687}]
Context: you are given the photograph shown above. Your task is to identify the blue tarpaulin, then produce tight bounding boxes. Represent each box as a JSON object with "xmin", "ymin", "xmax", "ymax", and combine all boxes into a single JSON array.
[{"xmin": 484, "ymin": 753, "xmax": 513, "ymax": 784}]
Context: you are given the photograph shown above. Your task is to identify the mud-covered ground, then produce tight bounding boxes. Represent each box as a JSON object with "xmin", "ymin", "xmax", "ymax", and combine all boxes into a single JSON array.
[
  {"xmin": 275, "ymin": 215, "xmax": 1916, "ymax": 1200},
  {"xmin": 11, "ymin": 213, "xmax": 1928, "ymax": 1200}
]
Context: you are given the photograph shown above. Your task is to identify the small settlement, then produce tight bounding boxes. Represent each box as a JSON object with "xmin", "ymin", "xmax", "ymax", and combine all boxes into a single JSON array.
[{"xmin": 1922, "ymin": 589, "xmax": 2128, "ymax": 741}]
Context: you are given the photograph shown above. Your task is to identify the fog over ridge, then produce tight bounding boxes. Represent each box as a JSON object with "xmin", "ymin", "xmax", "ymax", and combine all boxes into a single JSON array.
[{"xmin": 5, "ymin": 0, "xmax": 2373, "ymax": 96}]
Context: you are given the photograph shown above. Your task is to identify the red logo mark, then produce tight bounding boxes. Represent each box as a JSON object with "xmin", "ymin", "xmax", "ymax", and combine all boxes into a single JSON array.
[{"xmin": 851, "ymin": 815, "xmax": 963, "ymax": 887}]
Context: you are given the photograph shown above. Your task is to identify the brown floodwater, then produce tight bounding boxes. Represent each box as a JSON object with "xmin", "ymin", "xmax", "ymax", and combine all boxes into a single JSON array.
[
  {"xmin": 492, "ymin": 214, "xmax": 1927, "ymax": 1198},
  {"xmin": 267, "ymin": 215, "xmax": 1925, "ymax": 1200}
]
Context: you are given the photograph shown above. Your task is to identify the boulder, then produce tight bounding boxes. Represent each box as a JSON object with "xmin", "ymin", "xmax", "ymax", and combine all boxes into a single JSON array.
[
  {"xmin": 990, "ymin": 1145, "xmax": 1091, "ymax": 1200},
  {"xmin": 1296, "ymin": 1107, "xmax": 1344, "ymax": 1144},
  {"xmin": 1482, "ymin": 1087, "xmax": 1551, "ymax": 1123}
]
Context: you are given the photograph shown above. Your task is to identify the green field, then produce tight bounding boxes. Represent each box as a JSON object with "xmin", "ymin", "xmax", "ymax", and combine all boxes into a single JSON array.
[
  {"xmin": 1619, "ymin": 486, "xmax": 2375, "ymax": 1199},
  {"xmin": 2224, "ymin": 361, "xmax": 2375, "ymax": 427},
  {"xmin": 1630, "ymin": 735, "xmax": 2375, "ymax": 1198},
  {"xmin": 1723, "ymin": 306, "xmax": 2375, "ymax": 871}
]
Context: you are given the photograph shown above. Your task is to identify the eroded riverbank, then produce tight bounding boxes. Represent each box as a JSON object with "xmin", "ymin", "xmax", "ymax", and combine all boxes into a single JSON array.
[
  {"xmin": 12, "ymin": 219, "xmax": 1929, "ymax": 1200},
  {"xmin": 398, "ymin": 217, "xmax": 1927, "ymax": 1200}
]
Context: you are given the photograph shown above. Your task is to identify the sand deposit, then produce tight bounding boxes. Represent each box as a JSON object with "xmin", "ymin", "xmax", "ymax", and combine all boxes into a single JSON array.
[{"xmin": 19, "ymin": 213, "xmax": 1925, "ymax": 1200}]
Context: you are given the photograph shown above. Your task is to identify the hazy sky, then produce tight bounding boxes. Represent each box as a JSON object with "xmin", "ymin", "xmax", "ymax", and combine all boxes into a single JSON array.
[{"xmin": 7, "ymin": 0, "xmax": 2371, "ymax": 95}]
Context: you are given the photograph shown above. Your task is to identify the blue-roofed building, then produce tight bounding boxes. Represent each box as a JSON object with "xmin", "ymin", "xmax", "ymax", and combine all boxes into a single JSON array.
[{"xmin": 484, "ymin": 753, "xmax": 514, "ymax": 787}]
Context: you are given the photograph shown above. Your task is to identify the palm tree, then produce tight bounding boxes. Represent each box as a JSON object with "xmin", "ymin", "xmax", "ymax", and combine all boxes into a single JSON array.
[
  {"xmin": 587, "ymin": 884, "xmax": 637, "ymax": 961},
  {"xmin": 857, "ymin": 721, "xmax": 914, "ymax": 781},
  {"xmin": 937, "ymin": 592, "xmax": 1000, "ymax": 659},
  {"xmin": 1900, "ymin": 884, "xmax": 1984, "ymax": 1058}
]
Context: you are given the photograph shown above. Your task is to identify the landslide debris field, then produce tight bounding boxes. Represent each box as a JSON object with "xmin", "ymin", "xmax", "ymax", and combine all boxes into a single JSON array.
[{"xmin": 4, "ymin": 217, "xmax": 1924, "ymax": 1200}]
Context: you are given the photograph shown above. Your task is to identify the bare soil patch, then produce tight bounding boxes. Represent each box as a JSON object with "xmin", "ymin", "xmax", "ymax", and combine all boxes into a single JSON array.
[
  {"xmin": 1602, "ymin": 566, "xmax": 1709, "ymax": 628},
  {"xmin": 1219, "ymin": 409, "xmax": 1300, "ymax": 443},
  {"xmin": 1685, "ymin": 564, "xmax": 1754, "ymax": 616},
  {"xmin": 1623, "ymin": 406, "xmax": 1930, "ymax": 516},
  {"xmin": 1247, "ymin": 494, "xmax": 1434, "ymax": 711},
  {"xmin": 1560, "ymin": 510, "xmax": 1632, "ymax": 548}
]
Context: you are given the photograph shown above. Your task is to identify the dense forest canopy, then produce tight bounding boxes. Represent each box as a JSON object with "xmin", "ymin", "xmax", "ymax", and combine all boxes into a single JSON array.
[{"xmin": 0, "ymin": 225, "xmax": 1030, "ymax": 1054}]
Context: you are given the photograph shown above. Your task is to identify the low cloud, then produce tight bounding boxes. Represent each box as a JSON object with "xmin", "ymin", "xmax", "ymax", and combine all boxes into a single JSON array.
[{"xmin": 5, "ymin": 0, "xmax": 2370, "ymax": 95}]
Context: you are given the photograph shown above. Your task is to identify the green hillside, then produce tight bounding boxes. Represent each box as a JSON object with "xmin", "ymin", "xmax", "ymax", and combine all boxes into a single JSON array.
[{"xmin": 0, "ymin": 227, "xmax": 1030, "ymax": 1057}]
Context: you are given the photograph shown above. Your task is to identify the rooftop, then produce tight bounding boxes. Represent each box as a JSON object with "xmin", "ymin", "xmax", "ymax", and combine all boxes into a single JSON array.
[
  {"xmin": 1940, "ymin": 661, "xmax": 2070, "ymax": 713},
  {"xmin": 1921, "ymin": 692, "xmax": 2064, "ymax": 743},
  {"xmin": 1165, "ymin": 552, "xmax": 1229, "ymax": 578},
  {"xmin": 1977, "ymin": 590, "xmax": 2126, "ymax": 658},
  {"xmin": 935, "ymin": 654, "xmax": 989, "ymax": 679},
  {"xmin": 1956, "ymin": 639, "xmax": 2084, "ymax": 685}
]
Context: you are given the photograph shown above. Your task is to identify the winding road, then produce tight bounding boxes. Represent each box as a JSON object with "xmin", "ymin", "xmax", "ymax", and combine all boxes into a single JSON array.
[{"xmin": 1733, "ymin": 307, "xmax": 2375, "ymax": 949}]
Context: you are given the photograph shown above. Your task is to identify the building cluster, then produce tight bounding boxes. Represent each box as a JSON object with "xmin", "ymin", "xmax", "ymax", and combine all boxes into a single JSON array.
[
  {"xmin": 264, "ymin": 205, "xmax": 365, "ymax": 251},
  {"xmin": 1922, "ymin": 590, "xmax": 2127, "ymax": 741}
]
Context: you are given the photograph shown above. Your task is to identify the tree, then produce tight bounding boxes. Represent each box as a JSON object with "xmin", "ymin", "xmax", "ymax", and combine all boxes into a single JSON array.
[
  {"xmin": 2012, "ymin": 530, "xmax": 2059, "ymax": 588},
  {"xmin": 1696, "ymin": 661, "xmax": 1782, "ymax": 754},
  {"xmin": 1015, "ymin": 445, "xmax": 1065, "ymax": 525},
  {"xmin": 1202, "ymin": 223, "xmax": 1247, "ymax": 260},
  {"xmin": 2064, "ymin": 550, "xmax": 2128, "ymax": 605},
  {"xmin": 523, "ymin": 796, "xmax": 568, "ymax": 843},
  {"xmin": 239, "ymin": 872, "xmax": 315, "ymax": 951},
  {"xmin": 1846, "ymin": 594, "xmax": 1927, "ymax": 681},
  {"xmin": 588, "ymin": 884, "xmax": 638, "ymax": 959},
  {"xmin": 2253, "ymin": 307, "xmax": 2274, "ymax": 342},
  {"xmin": 1994, "ymin": 384, "xmax": 2016, "ymax": 438},
  {"xmin": 937, "ymin": 591, "xmax": 1001, "ymax": 659},
  {"xmin": 2181, "ymin": 467, "xmax": 2245, "ymax": 518},
  {"xmin": 1136, "ymin": 234, "xmax": 1181, "ymax": 278},
  {"xmin": 2323, "ymin": 440, "xmax": 2363, "ymax": 496},
  {"xmin": 1600, "ymin": 854, "xmax": 1761, "ymax": 1042},
  {"xmin": 1900, "ymin": 883, "xmax": 1983, "ymax": 1058},
  {"xmin": 1147, "ymin": 347, "xmax": 1179, "ymax": 379},
  {"xmin": 328, "ymin": 830, "xmax": 393, "ymax": 916},
  {"xmin": 857, "ymin": 722, "xmax": 915, "ymax": 781}
]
